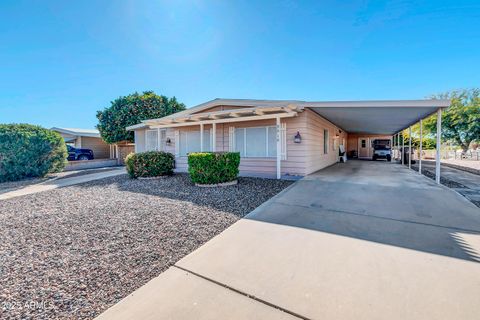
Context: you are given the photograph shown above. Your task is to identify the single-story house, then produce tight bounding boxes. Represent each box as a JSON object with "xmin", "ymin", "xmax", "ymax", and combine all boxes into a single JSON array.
[
  {"xmin": 126, "ymin": 98, "xmax": 450, "ymax": 179},
  {"xmin": 51, "ymin": 127, "xmax": 112, "ymax": 159}
]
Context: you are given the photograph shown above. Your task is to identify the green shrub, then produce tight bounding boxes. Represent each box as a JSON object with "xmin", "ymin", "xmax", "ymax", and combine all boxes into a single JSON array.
[
  {"xmin": 188, "ymin": 152, "xmax": 240, "ymax": 185},
  {"xmin": 125, "ymin": 151, "xmax": 175, "ymax": 178},
  {"xmin": 0, "ymin": 124, "xmax": 67, "ymax": 182}
]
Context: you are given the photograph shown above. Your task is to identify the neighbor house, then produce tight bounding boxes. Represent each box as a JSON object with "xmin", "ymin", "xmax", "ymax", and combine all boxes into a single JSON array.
[
  {"xmin": 126, "ymin": 98, "xmax": 450, "ymax": 179},
  {"xmin": 51, "ymin": 127, "xmax": 112, "ymax": 159}
]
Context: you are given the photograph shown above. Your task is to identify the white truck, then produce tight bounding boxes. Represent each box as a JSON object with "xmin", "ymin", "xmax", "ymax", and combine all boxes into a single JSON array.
[{"xmin": 372, "ymin": 139, "xmax": 392, "ymax": 161}]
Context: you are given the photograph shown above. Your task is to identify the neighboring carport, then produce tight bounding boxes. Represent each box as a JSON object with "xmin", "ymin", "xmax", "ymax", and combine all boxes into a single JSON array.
[{"xmin": 302, "ymin": 99, "xmax": 450, "ymax": 183}]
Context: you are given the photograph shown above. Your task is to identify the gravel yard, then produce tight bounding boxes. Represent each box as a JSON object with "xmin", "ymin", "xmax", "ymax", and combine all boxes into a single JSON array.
[{"xmin": 0, "ymin": 173, "xmax": 293, "ymax": 319}]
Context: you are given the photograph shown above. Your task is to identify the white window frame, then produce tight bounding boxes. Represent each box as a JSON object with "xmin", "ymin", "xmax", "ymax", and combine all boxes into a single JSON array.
[{"xmin": 234, "ymin": 126, "xmax": 277, "ymax": 158}]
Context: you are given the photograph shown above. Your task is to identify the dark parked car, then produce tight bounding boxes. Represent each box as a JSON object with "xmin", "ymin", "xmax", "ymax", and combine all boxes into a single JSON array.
[{"xmin": 67, "ymin": 145, "xmax": 94, "ymax": 161}]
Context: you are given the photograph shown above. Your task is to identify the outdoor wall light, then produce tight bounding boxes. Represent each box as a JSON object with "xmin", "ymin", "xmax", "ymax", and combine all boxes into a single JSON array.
[
  {"xmin": 166, "ymin": 138, "xmax": 172, "ymax": 146},
  {"xmin": 294, "ymin": 131, "xmax": 302, "ymax": 143}
]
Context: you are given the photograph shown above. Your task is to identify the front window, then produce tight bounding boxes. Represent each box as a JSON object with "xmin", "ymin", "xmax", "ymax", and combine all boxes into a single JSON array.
[
  {"xmin": 235, "ymin": 126, "xmax": 277, "ymax": 158},
  {"xmin": 179, "ymin": 130, "xmax": 211, "ymax": 156}
]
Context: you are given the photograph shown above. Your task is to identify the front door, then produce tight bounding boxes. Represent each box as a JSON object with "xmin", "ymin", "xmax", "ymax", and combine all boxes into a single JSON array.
[{"xmin": 358, "ymin": 138, "xmax": 370, "ymax": 158}]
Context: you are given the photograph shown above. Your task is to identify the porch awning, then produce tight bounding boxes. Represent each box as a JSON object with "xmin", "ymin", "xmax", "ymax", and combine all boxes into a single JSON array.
[{"xmin": 143, "ymin": 105, "xmax": 300, "ymax": 129}]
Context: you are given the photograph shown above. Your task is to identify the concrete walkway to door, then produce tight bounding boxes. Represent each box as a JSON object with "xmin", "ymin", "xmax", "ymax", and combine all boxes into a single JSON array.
[
  {"xmin": 0, "ymin": 167, "xmax": 126, "ymax": 200},
  {"xmin": 97, "ymin": 161, "xmax": 480, "ymax": 320}
]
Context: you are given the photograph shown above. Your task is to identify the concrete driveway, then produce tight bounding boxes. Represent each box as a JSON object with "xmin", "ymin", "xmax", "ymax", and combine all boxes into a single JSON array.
[{"xmin": 98, "ymin": 161, "xmax": 480, "ymax": 320}]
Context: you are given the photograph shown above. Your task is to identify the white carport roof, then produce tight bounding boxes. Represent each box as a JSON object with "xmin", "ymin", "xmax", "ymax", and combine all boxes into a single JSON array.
[
  {"xmin": 126, "ymin": 98, "xmax": 450, "ymax": 134},
  {"xmin": 302, "ymin": 100, "xmax": 451, "ymax": 135}
]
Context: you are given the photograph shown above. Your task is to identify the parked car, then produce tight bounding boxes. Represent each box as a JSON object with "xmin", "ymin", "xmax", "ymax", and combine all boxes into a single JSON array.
[
  {"xmin": 372, "ymin": 139, "xmax": 391, "ymax": 161},
  {"xmin": 67, "ymin": 145, "xmax": 94, "ymax": 161}
]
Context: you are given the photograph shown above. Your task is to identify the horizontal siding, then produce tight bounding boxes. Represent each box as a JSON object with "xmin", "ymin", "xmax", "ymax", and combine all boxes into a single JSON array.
[{"xmin": 303, "ymin": 109, "xmax": 348, "ymax": 175}]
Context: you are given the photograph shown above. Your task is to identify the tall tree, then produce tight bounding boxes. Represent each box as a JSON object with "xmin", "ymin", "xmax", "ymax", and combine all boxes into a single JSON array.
[
  {"xmin": 96, "ymin": 91, "xmax": 186, "ymax": 144},
  {"xmin": 424, "ymin": 89, "xmax": 480, "ymax": 152}
]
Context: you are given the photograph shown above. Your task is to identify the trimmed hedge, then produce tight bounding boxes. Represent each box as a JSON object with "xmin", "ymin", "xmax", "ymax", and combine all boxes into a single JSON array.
[
  {"xmin": 125, "ymin": 151, "xmax": 175, "ymax": 178},
  {"xmin": 0, "ymin": 124, "xmax": 67, "ymax": 182},
  {"xmin": 188, "ymin": 152, "xmax": 240, "ymax": 185}
]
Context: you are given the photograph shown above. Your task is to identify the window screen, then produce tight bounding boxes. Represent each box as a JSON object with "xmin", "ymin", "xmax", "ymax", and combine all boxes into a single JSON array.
[
  {"xmin": 146, "ymin": 130, "xmax": 158, "ymax": 151},
  {"xmin": 267, "ymin": 126, "xmax": 277, "ymax": 157},
  {"xmin": 160, "ymin": 129, "xmax": 167, "ymax": 151},
  {"xmin": 235, "ymin": 126, "xmax": 276, "ymax": 158},
  {"xmin": 234, "ymin": 128, "xmax": 245, "ymax": 157},
  {"xmin": 246, "ymin": 127, "xmax": 266, "ymax": 157},
  {"xmin": 179, "ymin": 130, "xmax": 210, "ymax": 156}
]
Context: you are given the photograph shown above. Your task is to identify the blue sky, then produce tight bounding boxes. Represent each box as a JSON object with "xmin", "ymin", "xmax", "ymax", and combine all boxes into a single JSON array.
[{"xmin": 1, "ymin": 0, "xmax": 479, "ymax": 129}]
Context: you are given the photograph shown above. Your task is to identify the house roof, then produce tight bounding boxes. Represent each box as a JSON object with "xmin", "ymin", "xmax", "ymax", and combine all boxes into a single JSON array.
[
  {"xmin": 126, "ymin": 98, "xmax": 451, "ymax": 134},
  {"xmin": 51, "ymin": 127, "xmax": 101, "ymax": 138}
]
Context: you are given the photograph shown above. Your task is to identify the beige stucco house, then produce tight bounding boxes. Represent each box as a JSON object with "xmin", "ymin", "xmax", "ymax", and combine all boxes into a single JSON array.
[{"xmin": 127, "ymin": 98, "xmax": 450, "ymax": 179}]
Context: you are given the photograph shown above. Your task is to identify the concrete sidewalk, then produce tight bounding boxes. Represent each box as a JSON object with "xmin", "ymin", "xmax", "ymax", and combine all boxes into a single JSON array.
[
  {"xmin": 96, "ymin": 161, "xmax": 480, "ymax": 320},
  {"xmin": 0, "ymin": 168, "xmax": 125, "ymax": 200}
]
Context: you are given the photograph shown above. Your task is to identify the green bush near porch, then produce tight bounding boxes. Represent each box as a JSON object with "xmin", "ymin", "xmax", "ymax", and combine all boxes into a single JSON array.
[
  {"xmin": 125, "ymin": 151, "xmax": 175, "ymax": 178},
  {"xmin": 188, "ymin": 152, "xmax": 240, "ymax": 185}
]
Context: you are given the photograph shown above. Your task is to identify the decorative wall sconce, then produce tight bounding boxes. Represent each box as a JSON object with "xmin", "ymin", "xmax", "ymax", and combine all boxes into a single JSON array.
[
  {"xmin": 294, "ymin": 131, "xmax": 302, "ymax": 143},
  {"xmin": 166, "ymin": 138, "xmax": 172, "ymax": 146}
]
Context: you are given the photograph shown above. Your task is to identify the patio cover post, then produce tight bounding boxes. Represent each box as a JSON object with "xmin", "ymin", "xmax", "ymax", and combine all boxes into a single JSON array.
[
  {"xmin": 396, "ymin": 133, "xmax": 400, "ymax": 160},
  {"xmin": 401, "ymin": 131, "xmax": 405, "ymax": 165},
  {"xmin": 212, "ymin": 123, "xmax": 216, "ymax": 152},
  {"xmin": 276, "ymin": 116, "xmax": 281, "ymax": 179},
  {"xmin": 393, "ymin": 133, "xmax": 396, "ymax": 159},
  {"xmin": 419, "ymin": 119, "xmax": 423, "ymax": 174},
  {"xmin": 408, "ymin": 126, "xmax": 412, "ymax": 169},
  {"xmin": 200, "ymin": 123, "xmax": 204, "ymax": 152},
  {"xmin": 436, "ymin": 108, "xmax": 442, "ymax": 184}
]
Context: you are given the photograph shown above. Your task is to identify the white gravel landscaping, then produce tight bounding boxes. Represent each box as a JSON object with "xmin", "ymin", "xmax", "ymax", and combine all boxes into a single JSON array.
[{"xmin": 0, "ymin": 173, "xmax": 293, "ymax": 320}]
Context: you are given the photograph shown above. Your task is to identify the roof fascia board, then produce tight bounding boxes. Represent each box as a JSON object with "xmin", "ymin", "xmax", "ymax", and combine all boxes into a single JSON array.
[
  {"xmin": 51, "ymin": 127, "xmax": 100, "ymax": 137},
  {"xmin": 302, "ymin": 99, "xmax": 450, "ymax": 108}
]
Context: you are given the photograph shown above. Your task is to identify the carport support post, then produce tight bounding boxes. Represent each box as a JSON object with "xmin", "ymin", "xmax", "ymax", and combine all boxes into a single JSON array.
[
  {"xmin": 397, "ymin": 133, "xmax": 400, "ymax": 160},
  {"xmin": 419, "ymin": 119, "xmax": 423, "ymax": 174},
  {"xmin": 276, "ymin": 116, "xmax": 281, "ymax": 179},
  {"xmin": 212, "ymin": 123, "xmax": 216, "ymax": 152},
  {"xmin": 408, "ymin": 126, "xmax": 412, "ymax": 169},
  {"xmin": 394, "ymin": 133, "xmax": 397, "ymax": 159},
  {"xmin": 200, "ymin": 123, "xmax": 204, "ymax": 152},
  {"xmin": 401, "ymin": 131, "xmax": 405, "ymax": 165},
  {"xmin": 435, "ymin": 108, "xmax": 442, "ymax": 184}
]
